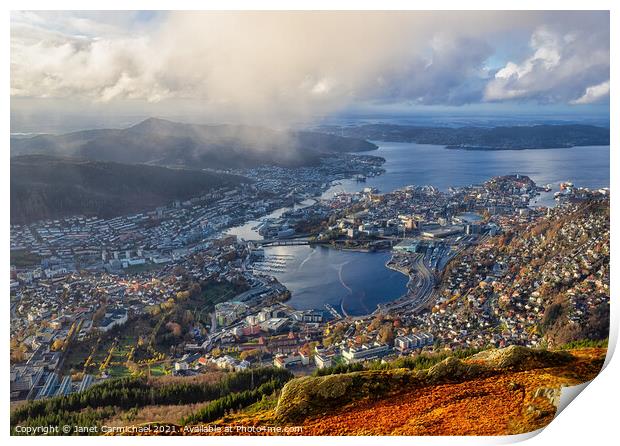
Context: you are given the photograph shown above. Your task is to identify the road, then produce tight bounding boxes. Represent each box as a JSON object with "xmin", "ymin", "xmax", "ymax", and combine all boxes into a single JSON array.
[
  {"xmin": 376, "ymin": 253, "xmax": 435, "ymax": 315},
  {"xmin": 252, "ymin": 235, "xmax": 408, "ymax": 247}
]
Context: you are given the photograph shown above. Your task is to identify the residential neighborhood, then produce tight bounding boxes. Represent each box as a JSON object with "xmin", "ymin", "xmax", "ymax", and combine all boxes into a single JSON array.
[{"xmin": 10, "ymin": 170, "xmax": 610, "ymax": 404}]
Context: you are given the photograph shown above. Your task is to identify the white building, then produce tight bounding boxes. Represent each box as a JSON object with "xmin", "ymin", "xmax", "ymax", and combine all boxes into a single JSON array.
[
  {"xmin": 342, "ymin": 343, "xmax": 390, "ymax": 364},
  {"xmin": 394, "ymin": 333, "xmax": 434, "ymax": 352},
  {"xmin": 98, "ymin": 309, "xmax": 128, "ymax": 333}
]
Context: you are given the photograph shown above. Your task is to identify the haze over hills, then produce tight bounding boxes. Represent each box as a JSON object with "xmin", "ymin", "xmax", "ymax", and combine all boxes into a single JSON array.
[
  {"xmin": 10, "ymin": 155, "xmax": 247, "ymax": 224},
  {"xmin": 10, "ymin": 119, "xmax": 609, "ymax": 225},
  {"xmin": 320, "ymin": 123, "xmax": 610, "ymax": 150},
  {"xmin": 10, "ymin": 118, "xmax": 379, "ymax": 169}
]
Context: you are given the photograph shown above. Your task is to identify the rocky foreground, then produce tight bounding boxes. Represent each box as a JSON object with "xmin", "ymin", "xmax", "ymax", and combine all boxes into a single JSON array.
[
  {"xmin": 129, "ymin": 346, "xmax": 606, "ymax": 436},
  {"xmin": 290, "ymin": 347, "xmax": 605, "ymax": 435}
]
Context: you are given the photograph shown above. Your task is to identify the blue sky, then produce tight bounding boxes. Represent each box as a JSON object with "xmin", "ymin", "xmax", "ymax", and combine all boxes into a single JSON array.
[{"xmin": 10, "ymin": 11, "xmax": 610, "ymax": 130}]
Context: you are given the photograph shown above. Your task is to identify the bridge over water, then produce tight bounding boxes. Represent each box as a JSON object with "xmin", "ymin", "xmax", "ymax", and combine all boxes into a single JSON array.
[
  {"xmin": 250, "ymin": 237, "xmax": 407, "ymax": 247},
  {"xmin": 250, "ymin": 233, "xmax": 480, "ymax": 249},
  {"xmin": 250, "ymin": 238, "xmax": 315, "ymax": 247}
]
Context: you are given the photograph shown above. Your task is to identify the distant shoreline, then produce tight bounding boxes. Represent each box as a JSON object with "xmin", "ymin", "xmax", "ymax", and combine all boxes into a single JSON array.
[{"xmin": 443, "ymin": 144, "xmax": 604, "ymax": 151}]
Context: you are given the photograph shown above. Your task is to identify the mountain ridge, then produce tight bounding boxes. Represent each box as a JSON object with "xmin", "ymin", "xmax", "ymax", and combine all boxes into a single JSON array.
[
  {"xmin": 319, "ymin": 123, "xmax": 610, "ymax": 150},
  {"xmin": 10, "ymin": 154, "xmax": 248, "ymax": 224},
  {"xmin": 10, "ymin": 118, "xmax": 379, "ymax": 169}
]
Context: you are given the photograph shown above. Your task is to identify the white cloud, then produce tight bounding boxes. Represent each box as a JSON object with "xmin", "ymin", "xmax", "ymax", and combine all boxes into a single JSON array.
[
  {"xmin": 484, "ymin": 25, "xmax": 609, "ymax": 104},
  {"xmin": 10, "ymin": 11, "xmax": 610, "ymax": 123},
  {"xmin": 571, "ymin": 80, "xmax": 610, "ymax": 104}
]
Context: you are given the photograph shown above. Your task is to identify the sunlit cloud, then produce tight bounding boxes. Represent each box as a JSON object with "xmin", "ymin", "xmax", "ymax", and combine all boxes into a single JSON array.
[
  {"xmin": 10, "ymin": 11, "xmax": 610, "ymax": 126},
  {"xmin": 571, "ymin": 80, "xmax": 610, "ymax": 105}
]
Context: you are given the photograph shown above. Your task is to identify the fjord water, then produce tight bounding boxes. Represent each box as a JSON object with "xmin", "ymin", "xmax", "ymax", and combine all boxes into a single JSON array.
[
  {"xmin": 244, "ymin": 142, "xmax": 610, "ymax": 316},
  {"xmin": 264, "ymin": 245, "xmax": 409, "ymax": 316},
  {"xmin": 323, "ymin": 142, "xmax": 610, "ymax": 205}
]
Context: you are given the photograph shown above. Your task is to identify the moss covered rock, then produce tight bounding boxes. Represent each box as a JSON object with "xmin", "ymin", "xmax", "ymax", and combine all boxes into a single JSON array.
[
  {"xmin": 425, "ymin": 356, "xmax": 485, "ymax": 383},
  {"xmin": 470, "ymin": 345, "xmax": 573, "ymax": 371},
  {"xmin": 275, "ymin": 346, "xmax": 576, "ymax": 423},
  {"xmin": 275, "ymin": 369, "xmax": 427, "ymax": 423}
]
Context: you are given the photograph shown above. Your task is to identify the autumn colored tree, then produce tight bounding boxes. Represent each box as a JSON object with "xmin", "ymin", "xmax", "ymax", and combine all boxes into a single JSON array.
[
  {"xmin": 10, "ymin": 339, "xmax": 28, "ymax": 363},
  {"xmin": 165, "ymin": 322, "xmax": 182, "ymax": 337},
  {"xmin": 51, "ymin": 338, "xmax": 65, "ymax": 352},
  {"xmin": 176, "ymin": 290, "xmax": 190, "ymax": 301},
  {"xmin": 239, "ymin": 349, "xmax": 262, "ymax": 361},
  {"xmin": 368, "ymin": 316, "xmax": 383, "ymax": 331},
  {"xmin": 211, "ymin": 347, "xmax": 222, "ymax": 358},
  {"xmin": 92, "ymin": 305, "xmax": 107, "ymax": 323},
  {"xmin": 378, "ymin": 324, "xmax": 395, "ymax": 345}
]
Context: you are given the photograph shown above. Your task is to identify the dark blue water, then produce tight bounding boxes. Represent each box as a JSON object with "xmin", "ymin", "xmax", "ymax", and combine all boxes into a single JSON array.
[
  {"xmin": 265, "ymin": 245, "xmax": 408, "ymax": 316},
  {"xmin": 324, "ymin": 142, "xmax": 610, "ymax": 207},
  {"xmin": 261, "ymin": 142, "xmax": 609, "ymax": 316}
]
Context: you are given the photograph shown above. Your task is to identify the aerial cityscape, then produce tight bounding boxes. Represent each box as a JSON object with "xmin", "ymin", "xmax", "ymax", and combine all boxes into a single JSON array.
[{"xmin": 9, "ymin": 9, "xmax": 610, "ymax": 438}]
